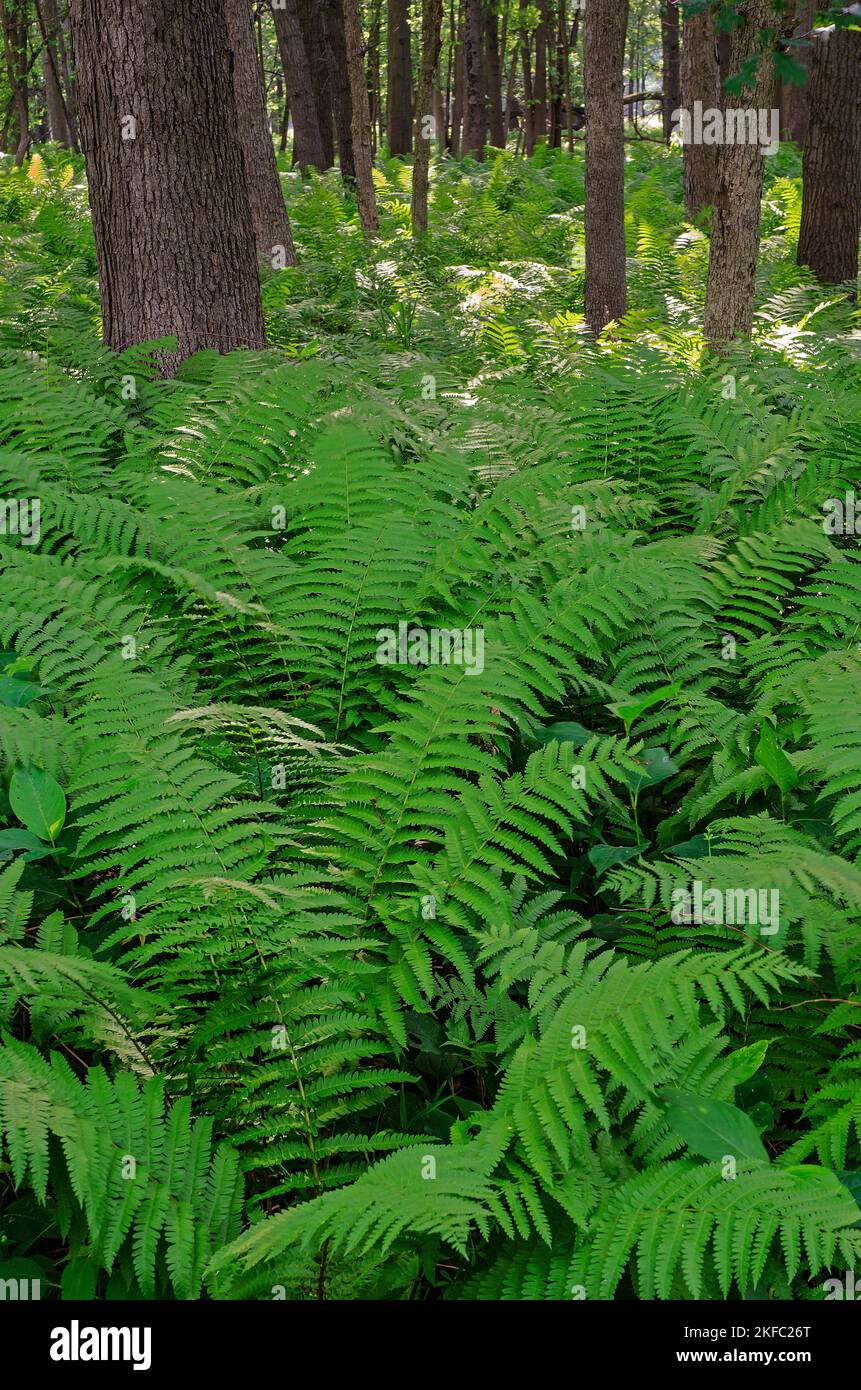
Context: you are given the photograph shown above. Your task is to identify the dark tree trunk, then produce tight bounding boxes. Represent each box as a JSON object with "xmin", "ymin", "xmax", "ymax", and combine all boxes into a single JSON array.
[
  {"xmin": 35, "ymin": 0, "xmax": 74, "ymax": 145},
  {"xmin": 70, "ymin": 0, "xmax": 265, "ymax": 374},
  {"xmin": 224, "ymin": 0, "xmax": 295, "ymax": 264},
  {"xmin": 463, "ymin": 0, "xmax": 487, "ymax": 158},
  {"xmin": 387, "ymin": 0, "xmax": 413, "ymax": 155},
  {"xmin": 1, "ymin": 0, "xmax": 30, "ymax": 165},
  {"xmin": 485, "ymin": 2, "xmax": 505, "ymax": 148},
  {"xmin": 451, "ymin": 3, "xmax": 466, "ymax": 156},
  {"xmin": 521, "ymin": 0, "xmax": 536, "ymax": 157},
  {"xmin": 718, "ymin": 27, "xmax": 731, "ymax": 89},
  {"xmin": 661, "ymin": 0, "xmax": 680, "ymax": 142},
  {"xmin": 343, "ymin": 0, "xmax": 379, "ymax": 235},
  {"xmin": 298, "ymin": 0, "xmax": 335, "ymax": 169},
  {"xmin": 534, "ymin": 0, "xmax": 549, "ymax": 144},
  {"xmin": 368, "ymin": 0, "xmax": 383, "ymax": 154},
  {"xmin": 681, "ymin": 6, "xmax": 720, "ymax": 219},
  {"xmin": 270, "ymin": 0, "xmax": 328, "ymax": 173},
  {"xmin": 797, "ymin": 26, "xmax": 861, "ymax": 285},
  {"xmin": 584, "ymin": 0, "xmax": 629, "ymax": 334},
  {"xmin": 783, "ymin": 0, "xmax": 816, "ymax": 145},
  {"xmin": 413, "ymin": 0, "xmax": 444, "ymax": 234},
  {"xmin": 43, "ymin": 49, "xmax": 67, "ymax": 142},
  {"xmin": 704, "ymin": 0, "xmax": 777, "ymax": 345},
  {"xmin": 50, "ymin": 0, "xmax": 79, "ymax": 146},
  {"xmin": 322, "ymin": 0, "xmax": 355, "ymax": 181}
]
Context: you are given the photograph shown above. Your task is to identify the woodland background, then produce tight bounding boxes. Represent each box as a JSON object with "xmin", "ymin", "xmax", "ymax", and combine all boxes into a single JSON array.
[{"xmin": 0, "ymin": 1, "xmax": 860, "ymax": 1304}]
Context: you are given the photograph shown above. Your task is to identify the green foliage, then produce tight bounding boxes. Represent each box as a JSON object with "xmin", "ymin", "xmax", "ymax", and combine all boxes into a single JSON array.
[{"xmin": 1, "ymin": 133, "xmax": 861, "ymax": 1303}]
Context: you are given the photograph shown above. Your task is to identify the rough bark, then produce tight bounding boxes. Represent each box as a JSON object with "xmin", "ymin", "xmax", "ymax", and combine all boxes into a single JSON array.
[
  {"xmin": 298, "ymin": 0, "xmax": 335, "ymax": 169},
  {"xmin": 224, "ymin": 0, "xmax": 295, "ymax": 264},
  {"xmin": 704, "ymin": 0, "xmax": 778, "ymax": 345},
  {"xmin": 413, "ymin": 0, "xmax": 444, "ymax": 234},
  {"xmin": 270, "ymin": 0, "xmax": 328, "ymax": 173},
  {"xmin": 485, "ymin": 1, "xmax": 505, "ymax": 148},
  {"xmin": 1, "ymin": 0, "xmax": 30, "ymax": 165},
  {"xmin": 584, "ymin": 0, "xmax": 630, "ymax": 334},
  {"xmin": 70, "ymin": 0, "xmax": 265, "ymax": 374},
  {"xmin": 387, "ymin": 0, "xmax": 413, "ymax": 155},
  {"xmin": 322, "ymin": 0, "xmax": 355, "ymax": 181},
  {"xmin": 661, "ymin": 0, "xmax": 681, "ymax": 141},
  {"xmin": 343, "ymin": 0, "xmax": 379, "ymax": 235},
  {"xmin": 797, "ymin": 25, "xmax": 861, "ymax": 285},
  {"xmin": 783, "ymin": 0, "xmax": 816, "ymax": 145},
  {"xmin": 463, "ymin": 0, "xmax": 487, "ymax": 157},
  {"xmin": 534, "ymin": 0, "xmax": 549, "ymax": 143},
  {"xmin": 680, "ymin": 6, "xmax": 720, "ymax": 219}
]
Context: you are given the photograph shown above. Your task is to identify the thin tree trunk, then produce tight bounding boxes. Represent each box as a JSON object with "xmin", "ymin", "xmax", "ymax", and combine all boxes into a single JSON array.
[
  {"xmin": 1, "ymin": 0, "xmax": 30, "ymax": 165},
  {"xmin": 451, "ymin": 2, "xmax": 466, "ymax": 156},
  {"xmin": 704, "ymin": 0, "xmax": 778, "ymax": 345},
  {"xmin": 387, "ymin": 0, "xmax": 413, "ymax": 154},
  {"xmin": 584, "ymin": 0, "xmax": 629, "ymax": 334},
  {"xmin": 270, "ymin": 0, "xmax": 328, "ymax": 173},
  {"xmin": 368, "ymin": 0, "xmax": 382, "ymax": 154},
  {"xmin": 797, "ymin": 25, "xmax": 861, "ymax": 285},
  {"xmin": 521, "ymin": 0, "xmax": 536, "ymax": 157},
  {"xmin": 534, "ymin": 0, "xmax": 548, "ymax": 144},
  {"xmin": 486, "ymin": 1, "xmax": 505, "ymax": 147},
  {"xmin": 70, "ymin": 0, "xmax": 265, "ymax": 374},
  {"xmin": 661, "ymin": 0, "xmax": 681, "ymax": 142},
  {"xmin": 35, "ymin": 0, "xmax": 74, "ymax": 145},
  {"xmin": 463, "ymin": 0, "xmax": 487, "ymax": 158},
  {"xmin": 343, "ymin": 0, "xmax": 379, "ymax": 235},
  {"xmin": 322, "ymin": 0, "xmax": 355, "ymax": 181},
  {"xmin": 51, "ymin": 0, "xmax": 79, "ymax": 146},
  {"xmin": 224, "ymin": 0, "xmax": 295, "ymax": 264},
  {"xmin": 681, "ymin": 5, "xmax": 720, "ymax": 219},
  {"xmin": 413, "ymin": 0, "xmax": 444, "ymax": 234}
]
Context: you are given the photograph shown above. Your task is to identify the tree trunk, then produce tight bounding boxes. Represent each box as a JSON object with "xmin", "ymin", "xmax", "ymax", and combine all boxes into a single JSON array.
[
  {"xmin": 584, "ymin": 0, "xmax": 629, "ymax": 334},
  {"xmin": 35, "ymin": 0, "xmax": 74, "ymax": 145},
  {"xmin": 322, "ymin": 0, "xmax": 355, "ymax": 182},
  {"xmin": 451, "ymin": 3, "xmax": 466, "ymax": 156},
  {"xmin": 1, "ymin": 0, "xmax": 30, "ymax": 165},
  {"xmin": 387, "ymin": 0, "xmax": 413, "ymax": 155},
  {"xmin": 50, "ymin": 0, "xmax": 79, "ymax": 146},
  {"xmin": 224, "ymin": 0, "xmax": 295, "ymax": 265},
  {"xmin": 368, "ymin": 0, "xmax": 383, "ymax": 154},
  {"xmin": 704, "ymin": 0, "xmax": 777, "ymax": 345},
  {"xmin": 413, "ymin": 0, "xmax": 444, "ymax": 234},
  {"xmin": 343, "ymin": 0, "xmax": 379, "ymax": 235},
  {"xmin": 534, "ymin": 0, "xmax": 549, "ymax": 144},
  {"xmin": 463, "ymin": 0, "xmax": 487, "ymax": 158},
  {"xmin": 783, "ymin": 0, "xmax": 816, "ymax": 145},
  {"xmin": 42, "ymin": 47, "xmax": 68, "ymax": 144},
  {"xmin": 680, "ymin": 6, "xmax": 720, "ymax": 219},
  {"xmin": 521, "ymin": 0, "xmax": 536, "ymax": 157},
  {"xmin": 270, "ymin": 0, "xmax": 328, "ymax": 173},
  {"xmin": 298, "ymin": 0, "xmax": 335, "ymax": 169},
  {"xmin": 70, "ymin": 0, "xmax": 265, "ymax": 374},
  {"xmin": 661, "ymin": 0, "xmax": 681, "ymax": 142},
  {"xmin": 485, "ymin": 1, "xmax": 505, "ymax": 148},
  {"xmin": 797, "ymin": 25, "xmax": 861, "ymax": 285}
]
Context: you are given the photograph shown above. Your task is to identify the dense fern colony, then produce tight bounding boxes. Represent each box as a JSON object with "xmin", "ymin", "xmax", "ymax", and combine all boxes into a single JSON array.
[{"xmin": 1, "ymin": 141, "xmax": 861, "ymax": 1301}]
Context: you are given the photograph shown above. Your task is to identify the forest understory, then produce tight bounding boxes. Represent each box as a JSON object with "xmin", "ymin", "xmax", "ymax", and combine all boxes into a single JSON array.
[{"xmin": 1, "ymin": 0, "xmax": 861, "ymax": 1314}]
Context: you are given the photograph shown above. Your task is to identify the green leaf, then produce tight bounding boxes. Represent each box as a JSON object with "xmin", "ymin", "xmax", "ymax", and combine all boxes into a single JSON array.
[
  {"xmin": 754, "ymin": 722, "xmax": 799, "ymax": 793},
  {"xmin": 624, "ymin": 746, "xmax": 679, "ymax": 793},
  {"xmin": 588, "ymin": 843, "xmax": 643, "ymax": 878},
  {"xmin": 606, "ymin": 683, "xmax": 681, "ymax": 726},
  {"xmin": 0, "ymin": 677, "xmax": 45, "ymax": 708},
  {"xmin": 660, "ymin": 1089, "xmax": 769, "ymax": 1163},
  {"xmin": 0, "ymin": 828, "xmax": 55, "ymax": 861},
  {"xmin": 534, "ymin": 720, "xmax": 591, "ymax": 748},
  {"xmin": 8, "ymin": 767, "xmax": 67, "ymax": 843}
]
